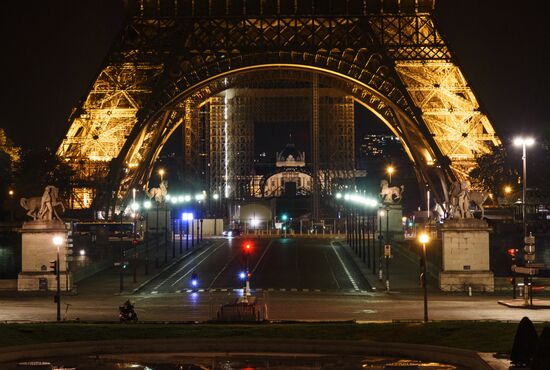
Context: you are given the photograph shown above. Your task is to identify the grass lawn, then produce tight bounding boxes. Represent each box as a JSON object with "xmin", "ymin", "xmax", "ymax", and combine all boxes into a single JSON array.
[{"xmin": 0, "ymin": 321, "xmax": 546, "ymax": 353}]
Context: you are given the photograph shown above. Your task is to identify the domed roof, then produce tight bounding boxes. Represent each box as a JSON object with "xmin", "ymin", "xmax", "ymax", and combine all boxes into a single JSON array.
[
  {"xmin": 278, "ymin": 143, "xmax": 303, "ymax": 162},
  {"xmin": 276, "ymin": 140, "xmax": 306, "ymax": 167}
]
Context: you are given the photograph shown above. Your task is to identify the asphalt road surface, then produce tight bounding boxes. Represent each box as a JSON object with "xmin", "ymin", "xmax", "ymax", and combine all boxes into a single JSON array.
[
  {"xmin": 138, "ymin": 237, "xmax": 372, "ymax": 294},
  {"xmin": 2, "ymin": 237, "xmax": 550, "ymax": 323}
]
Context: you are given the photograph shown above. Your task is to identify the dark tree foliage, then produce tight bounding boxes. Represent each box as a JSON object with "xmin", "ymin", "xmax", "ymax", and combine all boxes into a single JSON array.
[
  {"xmin": 526, "ymin": 138, "xmax": 550, "ymax": 199},
  {"xmin": 0, "ymin": 129, "xmax": 19, "ymax": 220},
  {"xmin": 14, "ymin": 147, "xmax": 73, "ymax": 199},
  {"xmin": 531, "ymin": 326, "xmax": 550, "ymax": 370},
  {"xmin": 469, "ymin": 146, "xmax": 518, "ymax": 198},
  {"xmin": 510, "ymin": 316, "xmax": 539, "ymax": 367}
]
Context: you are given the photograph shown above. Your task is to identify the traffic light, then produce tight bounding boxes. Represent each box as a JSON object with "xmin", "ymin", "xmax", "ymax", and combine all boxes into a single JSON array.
[
  {"xmin": 49, "ymin": 260, "xmax": 58, "ymax": 275},
  {"xmin": 507, "ymin": 248, "xmax": 518, "ymax": 258},
  {"xmin": 281, "ymin": 213, "xmax": 288, "ymax": 222},
  {"xmin": 243, "ymin": 242, "xmax": 253, "ymax": 253}
]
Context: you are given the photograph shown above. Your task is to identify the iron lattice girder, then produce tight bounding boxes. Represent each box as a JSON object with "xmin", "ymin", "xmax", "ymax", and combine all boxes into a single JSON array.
[
  {"xmin": 124, "ymin": 0, "xmax": 436, "ymax": 18},
  {"xmin": 394, "ymin": 60, "xmax": 500, "ymax": 178},
  {"xmin": 57, "ymin": 6, "xmax": 500, "ymax": 207}
]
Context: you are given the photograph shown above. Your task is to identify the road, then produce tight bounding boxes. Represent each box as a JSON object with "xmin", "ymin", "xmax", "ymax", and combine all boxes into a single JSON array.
[
  {"xmin": 138, "ymin": 237, "xmax": 372, "ymax": 294},
  {"xmin": 1, "ymin": 237, "xmax": 549, "ymax": 323}
]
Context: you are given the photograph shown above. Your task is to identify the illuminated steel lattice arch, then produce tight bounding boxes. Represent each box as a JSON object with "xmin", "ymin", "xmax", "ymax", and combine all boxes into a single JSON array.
[{"xmin": 57, "ymin": 0, "xmax": 500, "ymax": 210}]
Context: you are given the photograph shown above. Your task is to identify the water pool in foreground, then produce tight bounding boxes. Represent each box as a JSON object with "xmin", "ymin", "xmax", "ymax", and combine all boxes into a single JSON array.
[{"xmin": 19, "ymin": 352, "xmax": 467, "ymax": 370}]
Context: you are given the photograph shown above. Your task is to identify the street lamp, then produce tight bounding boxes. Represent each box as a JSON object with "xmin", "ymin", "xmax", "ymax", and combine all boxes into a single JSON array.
[
  {"xmin": 418, "ymin": 232, "xmax": 430, "ymax": 322},
  {"xmin": 377, "ymin": 209, "xmax": 385, "ymax": 281},
  {"xmin": 8, "ymin": 189, "xmax": 14, "ymax": 221},
  {"xmin": 513, "ymin": 137, "xmax": 534, "ymax": 238},
  {"xmin": 143, "ymin": 200, "xmax": 152, "ymax": 275},
  {"xmin": 386, "ymin": 165, "xmax": 395, "ymax": 184},
  {"xmin": 52, "ymin": 235, "xmax": 63, "ymax": 322},
  {"xmin": 158, "ymin": 168, "xmax": 165, "ymax": 182}
]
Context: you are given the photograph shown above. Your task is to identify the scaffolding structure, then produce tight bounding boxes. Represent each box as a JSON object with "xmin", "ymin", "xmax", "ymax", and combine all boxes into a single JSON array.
[{"xmin": 197, "ymin": 85, "xmax": 355, "ymax": 203}]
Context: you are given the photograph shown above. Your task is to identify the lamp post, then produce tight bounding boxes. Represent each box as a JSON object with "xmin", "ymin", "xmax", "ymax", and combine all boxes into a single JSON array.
[
  {"xmin": 385, "ymin": 205, "xmax": 391, "ymax": 292},
  {"xmin": 513, "ymin": 137, "xmax": 534, "ymax": 238},
  {"xmin": 514, "ymin": 137, "xmax": 535, "ymax": 303},
  {"xmin": 418, "ymin": 232, "xmax": 430, "ymax": 322},
  {"xmin": 52, "ymin": 235, "xmax": 63, "ymax": 322},
  {"xmin": 8, "ymin": 189, "xmax": 14, "ymax": 222},
  {"xmin": 130, "ymin": 196, "xmax": 140, "ymax": 283},
  {"xmin": 378, "ymin": 208, "xmax": 384, "ymax": 281},
  {"xmin": 143, "ymin": 200, "xmax": 151, "ymax": 275},
  {"xmin": 386, "ymin": 165, "xmax": 395, "ymax": 185}
]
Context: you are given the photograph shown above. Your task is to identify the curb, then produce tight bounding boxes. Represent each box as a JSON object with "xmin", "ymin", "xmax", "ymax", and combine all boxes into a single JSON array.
[{"xmin": 0, "ymin": 337, "xmax": 493, "ymax": 369}]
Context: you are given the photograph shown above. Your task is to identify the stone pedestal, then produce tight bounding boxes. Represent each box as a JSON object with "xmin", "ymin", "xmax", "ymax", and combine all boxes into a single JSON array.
[
  {"xmin": 386, "ymin": 204, "xmax": 403, "ymax": 233},
  {"xmin": 440, "ymin": 218, "xmax": 494, "ymax": 292},
  {"xmin": 17, "ymin": 220, "xmax": 72, "ymax": 292}
]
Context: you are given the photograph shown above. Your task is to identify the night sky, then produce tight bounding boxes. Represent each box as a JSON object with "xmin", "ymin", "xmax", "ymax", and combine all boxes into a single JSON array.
[{"xmin": 1, "ymin": 0, "xmax": 548, "ymax": 150}]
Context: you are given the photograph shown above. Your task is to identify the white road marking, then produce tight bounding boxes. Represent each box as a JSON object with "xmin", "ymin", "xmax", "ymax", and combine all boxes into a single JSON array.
[
  {"xmin": 169, "ymin": 242, "xmax": 226, "ymax": 286},
  {"xmin": 207, "ymin": 245, "xmax": 240, "ymax": 290},
  {"xmin": 151, "ymin": 241, "xmax": 225, "ymax": 291},
  {"xmin": 330, "ymin": 242, "xmax": 360, "ymax": 291},
  {"xmin": 250, "ymin": 239, "xmax": 274, "ymax": 274}
]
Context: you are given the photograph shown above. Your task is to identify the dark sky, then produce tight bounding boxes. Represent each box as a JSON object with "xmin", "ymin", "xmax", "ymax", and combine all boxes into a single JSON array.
[{"xmin": 1, "ymin": 0, "xmax": 548, "ymax": 150}]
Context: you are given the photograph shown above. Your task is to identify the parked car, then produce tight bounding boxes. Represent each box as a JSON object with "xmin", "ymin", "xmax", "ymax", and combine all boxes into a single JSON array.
[{"xmin": 222, "ymin": 229, "xmax": 241, "ymax": 237}]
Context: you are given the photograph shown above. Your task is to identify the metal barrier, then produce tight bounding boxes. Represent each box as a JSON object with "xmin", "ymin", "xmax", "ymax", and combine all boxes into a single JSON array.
[{"xmin": 216, "ymin": 302, "xmax": 267, "ymax": 322}]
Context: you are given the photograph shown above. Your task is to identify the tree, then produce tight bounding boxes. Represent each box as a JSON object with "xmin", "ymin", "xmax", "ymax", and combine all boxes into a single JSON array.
[
  {"xmin": 531, "ymin": 326, "xmax": 550, "ymax": 370},
  {"xmin": 14, "ymin": 147, "xmax": 73, "ymax": 200},
  {"xmin": 0, "ymin": 129, "xmax": 20, "ymax": 220},
  {"xmin": 469, "ymin": 146, "xmax": 518, "ymax": 200},
  {"xmin": 510, "ymin": 316, "xmax": 539, "ymax": 367}
]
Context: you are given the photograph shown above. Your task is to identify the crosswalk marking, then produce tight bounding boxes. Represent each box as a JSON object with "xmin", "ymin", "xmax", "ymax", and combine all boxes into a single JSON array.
[{"xmin": 142, "ymin": 287, "xmax": 376, "ymax": 295}]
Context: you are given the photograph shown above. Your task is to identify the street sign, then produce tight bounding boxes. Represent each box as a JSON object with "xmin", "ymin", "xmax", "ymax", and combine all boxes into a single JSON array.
[
  {"xmin": 384, "ymin": 244, "xmax": 391, "ymax": 257},
  {"xmin": 512, "ymin": 266, "xmax": 539, "ymax": 275}
]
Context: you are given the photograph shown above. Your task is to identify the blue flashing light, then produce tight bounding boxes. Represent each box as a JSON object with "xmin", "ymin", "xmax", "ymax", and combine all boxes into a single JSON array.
[{"xmin": 182, "ymin": 212, "xmax": 194, "ymax": 221}]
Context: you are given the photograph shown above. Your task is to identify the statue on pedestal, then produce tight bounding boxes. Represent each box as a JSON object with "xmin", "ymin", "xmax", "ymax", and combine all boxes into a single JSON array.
[
  {"xmin": 448, "ymin": 180, "xmax": 490, "ymax": 219},
  {"xmin": 20, "ymin": 185, "xmax": 64, "ymax": 221},
  {"xmin": 449, "ymin": 180, "xmax": 472, "ymax": 219},
  {"xmin": 379, "ymin": 179, "xmax": 404, "ymax": 204},
  {"xmin": 147, "ymin": 180, "xmax": 168, "ymax": 203}
]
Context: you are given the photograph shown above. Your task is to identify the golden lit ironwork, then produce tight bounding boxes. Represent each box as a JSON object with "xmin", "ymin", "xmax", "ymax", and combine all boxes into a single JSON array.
[{"xmin": 57, "ymin": 0, "xmax": 500, "ymax": 212}]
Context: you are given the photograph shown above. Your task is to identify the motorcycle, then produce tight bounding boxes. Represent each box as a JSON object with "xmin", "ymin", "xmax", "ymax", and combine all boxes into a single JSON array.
[
  {"xmin": 190, "ymin": 273, "xmax": 199, "ymax": 292},
  {"xmin": 119, "ymin": 301, "xmax": 138, "ymax": 322}
]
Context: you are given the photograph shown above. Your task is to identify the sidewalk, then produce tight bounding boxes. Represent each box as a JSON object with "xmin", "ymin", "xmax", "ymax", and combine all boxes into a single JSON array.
[{"xmin": 75, "ymin": 237, "xmax": 212, "ymax": 296}]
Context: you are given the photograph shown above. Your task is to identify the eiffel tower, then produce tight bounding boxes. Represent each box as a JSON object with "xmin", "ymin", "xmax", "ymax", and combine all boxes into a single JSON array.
[{"xmin": 57, "ymin": 0, "xmax": 500, "ymax": 213}]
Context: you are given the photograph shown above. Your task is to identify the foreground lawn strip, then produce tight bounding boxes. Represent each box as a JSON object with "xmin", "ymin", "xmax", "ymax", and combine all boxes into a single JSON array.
[{"xmin": 0, "ymin": 321, "xmax": 545, "ymax": 353}]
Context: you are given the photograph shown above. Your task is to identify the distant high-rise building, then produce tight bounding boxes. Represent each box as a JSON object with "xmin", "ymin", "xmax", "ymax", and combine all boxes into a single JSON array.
[{"xmin": 359, "ymin": 134, "xmax": 403, "ymax": 159}]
